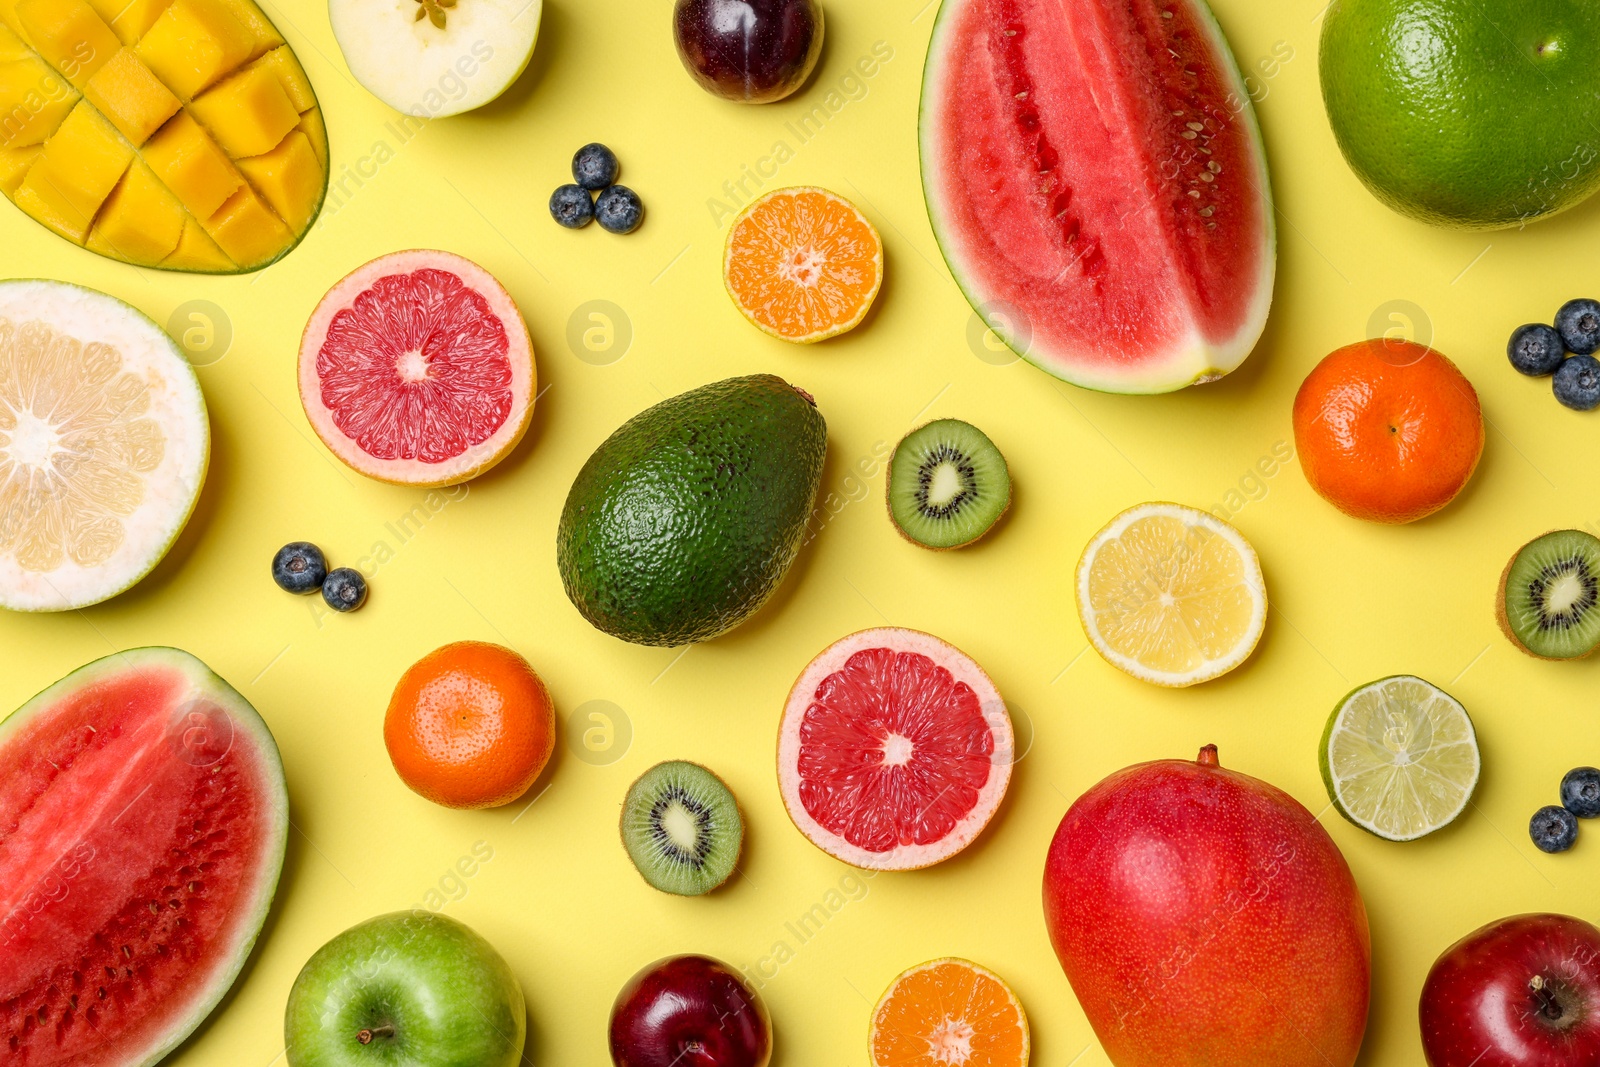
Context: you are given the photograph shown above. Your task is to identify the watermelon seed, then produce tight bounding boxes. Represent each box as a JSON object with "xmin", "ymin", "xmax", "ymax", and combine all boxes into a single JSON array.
[
  {"xmin": 97, "ymin": 987, "xmax": 105, "ymax": 999},
  {"xmin": 69, "ymin": 996, "xmax": 77, "ymax": 1010},
  {"xmin": 120, "ymin": 945, "xmax": 131, "ymax": 959},
  {"xmin": 1162, "ymin": 9, "xmax": 1173, "ymax": 16},
  {"xmin": 1187, "ymin": 190, "xmax": 1201, "ymax": 198},
  {"xmin": 36, "ymin": 1007, "xmax": 45, "ymax": 1024},
  {"xmin": 1199, "ymin": 146, "xmax": 1213, "ymax": 155},
  {"xmin": 1181, "ymin": 131, "xmax": 1198, "ymax": 140},
  {"xmin": 1200, "ymin": 173, "xmax": 1214, "ymax": 182},
  {"xmin": 1208, "ymin": 161, "xmax": 1223, "ymax": 173},
  {"xmin": 1200, "ymin": 206, "xmax": 1215, "ymax": 217},
  {"xmin": 187, "ymin": 881, "xmax": 200, "ymax": 893},
  {"xmin": 1187, "ymin": 122, "xmax": 1204, "ymax": 132},
  {"xmin": 103, "ymin": 967, "xmax": 115, "ymax": 980},
  {"xmin": 148, "ymin": 901, "xmax": 158, "ymax": 915}
]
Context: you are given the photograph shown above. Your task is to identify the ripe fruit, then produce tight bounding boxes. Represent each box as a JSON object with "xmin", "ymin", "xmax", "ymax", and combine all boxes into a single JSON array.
[
  {"xmin": 887, "ymin": 420, "xmax": 1010, "ymax": 550},
  {"xmin": 384, "ymin": 641, "xmax": 556, "ymax": 809},
  {"xmin": 1320, "ymin": 675, "xmax": 1480, "ymax": 841},
  {"xmin": 573, "ymin": 143, "xmax": 619, "ymax": 190},
  {"xmin": 595, "ymin": 184, "xmax": 643, "ymax": 233},
  {"xmin": 1420, "ymin": 914, "xmax": 1600, "ymax": 1066},
  {"xmin": 1507, "ymin": 323, "xmax": 1567, "ymax": 376},
  {"xmin": 285, "ymin": 912, "xmax": 525, "ymax": 1067},
  {"xmin": 1075, "ymin": 502, "xmax": 1267, "ymax": 687},
  {"xmin": 920, "ymin": 0, "xmax": 1275, "ymax": 392},
  {"xmin": 320, "ymin": 566, "xmax": 367, "ymax": 612},
  {"xmin": 1556, "ymin": 298, "xmax": 1600, "ymax": 355},
  {"xmin": 1045, "ymin": 745, "xmax": 1371, "ymax": 1067},
  {"xmin": 557, "ymin": 374, "xmax": 825, "ymax": 645},
  {"xmin": 610, "ymin": 955, "xmax": 771, "ymax": 1067},
  {"xmin": 0, "ymin": 280, "xmax": 208, "ymax": 611},
  {"xmin": 1293, "ymin": 339, "xmax": 1484, "ymax": 524},
  {"xmin": 0, "ymin": 0, "xmax": 329, "ymax": 271},
  {"xmin": 620, "ymin": 761, "xmax": 744, "ymax": 896},
  {"xmin": 299, "ymin": 249, "xmax": 537, "ymax": 487},
  {"xmin": 672, "ymin": 0, "xmax": 823, "ymax": 104},
  {"xmin": 272, "ymin": 541, "xmax": 327, "ymax": 593},
  {"xmin": 1553, "ymin": 354, "xmax": 1600, "ymax": 410},
  {"xmin": 329, "ymin": 0, "xmax": 540, "ymax": 117},
  {"xmin": 723, "ymin": 186, "xmax": 882, "ymax": 343},
  {"xmin": 1321, "ymin": 0, "xmax": 1600, "ymax": 228},
  {"xmin": 1561, "ymin": 767, "xmax": 1600, "ymax": 818},
  {"xmin": 777, "ymin": 627, "xmax": 1013, "ymax": 870},
  {"xmin": 550, "ymin": 184, "xmax": 593, "ymax": 228},
  {"xmin": 0, "ymin": 649, "xmax": 287, "ymax": 1067},
  {"xmin": 1496, "ymin": 530, "xmax": 1600, "ymax": 660},
  {"xmin": 1529, "ymin": 806, "xmax": 1578, "ymax": 853},
  {"xmin": 869, "ymin": 958, "xmax": 1029, "ymax": 1067}
]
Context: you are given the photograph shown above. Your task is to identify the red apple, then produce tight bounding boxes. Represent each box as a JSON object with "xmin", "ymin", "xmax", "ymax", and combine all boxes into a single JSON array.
[
  {"xmin": 609, "ymin": 955, "xmax": 771, "ymax": 1067},
  {"xmin": 1043, "ymin": 745, "xmax": 1370, "ymax": 1067},
  {"xmin": 1420, "ymin": 913, "xmax": 1600, "ymax": 1066}
]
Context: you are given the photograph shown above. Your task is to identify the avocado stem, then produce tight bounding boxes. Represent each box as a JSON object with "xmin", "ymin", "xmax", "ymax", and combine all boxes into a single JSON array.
[
  {"xmin": 357, "ymin": 1024, "xmax": 396, "ymax": 1045},
  {"xmin": 1197, "ymin": 744, "xmax": 1219, "ymax": 767}
]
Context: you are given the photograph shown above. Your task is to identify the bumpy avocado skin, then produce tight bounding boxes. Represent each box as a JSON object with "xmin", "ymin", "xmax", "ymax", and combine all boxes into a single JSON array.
[{"xmin": 557, "ymin": 374, "xmax": 827, "ymax": 646}]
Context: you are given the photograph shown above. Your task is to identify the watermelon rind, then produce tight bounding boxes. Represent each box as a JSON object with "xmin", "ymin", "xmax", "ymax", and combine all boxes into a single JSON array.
[
  {"xmin": 918, "ymin": 0, "xmax": 1277, "ymax": 394},
  {"xmin": 0, "ymin": 647, "xmax": 289, "ymax": 1067}
]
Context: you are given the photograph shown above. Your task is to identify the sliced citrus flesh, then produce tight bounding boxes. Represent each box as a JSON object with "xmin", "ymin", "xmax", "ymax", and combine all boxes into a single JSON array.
[
  {"xmin": 777, "ymin": 627, "xmax": 1013, "ymax": 871},
  {"xmin": 1075, "ymin": 502, "xmax": 1266, "ymax": 686},
  {"xmin": 870, "ymin": 958, "xmax": 1029, "ymax": 1067},
  {"xmin": 1320, "ymin": 675, "xmax": 1480, "ymax": 842},
  {"xmin": 724, "ymin": 185, "xmax": 883, "ymax": 343}
]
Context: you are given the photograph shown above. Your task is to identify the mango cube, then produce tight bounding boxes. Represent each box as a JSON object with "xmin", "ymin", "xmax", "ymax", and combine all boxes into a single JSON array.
[
  {"xmin": 162, "ymin": 215, "xmax": 232, "ymax": 269},
  {"xmin": 253, "ymin": 46, "xmax": 311, "ymax": 112},
  {"xmin": 12, "ymin": 173, "xmax": 87, "ymax": 239},
  {"xmin": 14, "ymin": 0, "xmax": 117, "ymax": 86},
  {"xmin": 189, "ymin": 61, "xmax": 293, "ymax": 157},
  {"xmin": 83, "ymin": 48, "xmax": 178, "ymax": 144},
  {"xmin": 295, "ymin": 104, "xmax": 323, "ymax": 164},
  {"xmin": 216, "ymin": 0, "xmax": 279, "ymax": 59},
  {"xmin": 84, "ymin": 0, "xmax": 175, "ymax": 46},
  {"xmin": 0, "ymin": 142, "xmax": 37, "ymax": 191},
  {"xmin": 85, "ymin": 159, "xmax": 184, "ymax": 263},
  {"xmin": 19, "ymin": 100, "xmax": 130, "ymax": 237},
  {"xmin": 0, "ymin": 55, "xmax": 78, "ymax": 148},
  {"xmin": 141, "ymin": 108, "xmax": 237, "ymax": 217},
  {"xmin": 135, "ymin": 0, "xmax": 252, "ymax": 99},
  {"xmin": 202, "ymin": 182, "xmax": 286, "ymax": 266},
  {"xmin": 0, "ymin": 21, "xmax": 29, "ymax": 59},
  {"xmin": 237, "ymin": 128, "xmax": 316, "ymax": 229}
]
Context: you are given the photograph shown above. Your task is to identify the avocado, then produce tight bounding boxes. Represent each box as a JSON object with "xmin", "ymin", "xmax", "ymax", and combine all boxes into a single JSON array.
[{"xmin": 557, "ymin": 374, "xmax": 827, "ymax": 646}]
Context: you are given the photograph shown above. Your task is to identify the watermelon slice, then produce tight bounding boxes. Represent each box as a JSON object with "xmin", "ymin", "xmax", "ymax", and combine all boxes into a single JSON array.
[
  {"xmin": 0, "ymin": 648, "xmax": 288, "ymax": 1065},
  {"xmin": 920, "ymin": 0, "xmax": 1275, "ymax": 393}
]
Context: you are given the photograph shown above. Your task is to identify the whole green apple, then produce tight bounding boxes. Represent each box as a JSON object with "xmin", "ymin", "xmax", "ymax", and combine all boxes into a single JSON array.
[{"xmin": 285, "ymin": 911, "xmax": 526, "ymax": 1067}]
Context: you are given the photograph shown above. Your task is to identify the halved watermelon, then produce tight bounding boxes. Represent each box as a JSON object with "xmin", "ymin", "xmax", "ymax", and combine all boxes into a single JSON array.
[
  {"xmin": 0, "ymin": 648, "xmax": 287, "ymax": 1065},
  {"xmin": 920, "ymin": 0, "xmax": 1275, "ymax": 393}
]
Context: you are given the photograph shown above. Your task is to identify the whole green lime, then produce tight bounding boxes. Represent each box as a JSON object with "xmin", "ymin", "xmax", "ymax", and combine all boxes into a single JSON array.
[{"xmin": 1321, "ymin": 0, "xmax": 1600, "ymax": 229}]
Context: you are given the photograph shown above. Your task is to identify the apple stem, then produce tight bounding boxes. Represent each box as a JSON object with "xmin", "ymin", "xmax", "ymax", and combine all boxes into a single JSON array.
[
  {"xmin": 1530, "ymin": 975, "xmax": 1565, "ymax": 1022},
  {"xmin": 357, "ymin": 1024, "xmax": 396, "ymax": 1045},
  {"xmin": 1197, "ymin": 744, "xmax": 1219, "ymax": 767}
]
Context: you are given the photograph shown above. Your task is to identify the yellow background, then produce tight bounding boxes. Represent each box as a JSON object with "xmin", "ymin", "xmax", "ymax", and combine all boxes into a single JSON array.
[{"xmin": 3, "ymin": 0, "xmax": 1598, "ymax": 1063}]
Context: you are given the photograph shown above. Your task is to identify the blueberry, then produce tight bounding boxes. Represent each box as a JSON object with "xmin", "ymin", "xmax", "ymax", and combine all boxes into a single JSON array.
[
  {"xmin": 1507, "ymin": 323, "xmax": 1567, "ymax": 376},
  {"xmin": 595, "ymin": 185, "xmax": 643, "ymax": 234},
  {"xmin": 271, "ymin": 541, "xmax": 327, "ymax": 594},
  {"xmin": 572, "ymin": 143, "xmax": 619, "ymax": 191},
  {"xmin": 549, "ymin": 184, "xmax": 594, "ymax": 229},
  {"xmin": 321, "ymin": 567, "xmax": 367, "ymax": 612},
  {"xmin": 1530, "ymin": 804, "xmax": 1579, "ymax": 853},
  {"xmin": 1554, "ymin": 353, "xmax": 1600, "ymax": 410},
  {"xmin": 1562, "ymin": 767, "xmax": 1600, "ymax": 818},
  {"xmin": 1556, "ymin": 298, "xmax": 1600, "ymax": 355}
]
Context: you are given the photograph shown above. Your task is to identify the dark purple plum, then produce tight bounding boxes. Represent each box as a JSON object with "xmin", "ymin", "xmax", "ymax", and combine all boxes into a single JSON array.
[
  {"xmin": 672, "ymin": 0, "xmax": 824, "ymax": 104},
  {"xmin": 609, "ymin": 955, "xmax": 771, "ymax": 1067}
]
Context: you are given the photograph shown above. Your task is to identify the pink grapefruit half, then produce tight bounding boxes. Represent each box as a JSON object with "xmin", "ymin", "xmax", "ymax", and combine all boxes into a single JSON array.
[
  {"xmin": 777, "ymin": 627, "xmax": 1014, "ymax": 870},
  {"xmin": 299, "ymin": 250, "xmax": 536, "ymax": 486}
]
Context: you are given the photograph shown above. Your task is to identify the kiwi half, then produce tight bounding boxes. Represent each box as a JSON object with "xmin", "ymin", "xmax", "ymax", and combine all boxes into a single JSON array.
[
  {"xmin": 620, "ymin": 761, "xmax": 743, "ymax": 896},
  {"xmin": 887, "ymin": 419, "xmax": 1011, "ymax": 549},
  {"xmin": 1496, "ymin": 530, "xmax": 1600, "ymax": 660}
]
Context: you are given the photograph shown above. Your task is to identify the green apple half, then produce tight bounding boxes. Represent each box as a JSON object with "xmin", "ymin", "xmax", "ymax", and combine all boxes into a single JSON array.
[
  {"xmin": 285, "ymin": 911, "xmax": 526, "ymax": 1067},
  {"xmin": 330, "ymin": 0, "xmax": 542, "ymax": 118}
]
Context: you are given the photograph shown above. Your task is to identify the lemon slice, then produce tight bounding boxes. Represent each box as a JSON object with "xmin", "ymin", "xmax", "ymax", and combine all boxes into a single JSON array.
[
  {"xmin": 1075, "ymin": 502, "xmax": 1266, "ymax": 686},
  {"xmin": 1320, "ymin": 675, "xmax": 1480, "ymax": 841}
]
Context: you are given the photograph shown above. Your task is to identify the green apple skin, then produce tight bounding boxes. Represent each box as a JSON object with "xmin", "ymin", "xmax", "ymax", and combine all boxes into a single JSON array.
[{"xmin": 284, "ymin": 911, "xmax": 526, "ymax": 1067}]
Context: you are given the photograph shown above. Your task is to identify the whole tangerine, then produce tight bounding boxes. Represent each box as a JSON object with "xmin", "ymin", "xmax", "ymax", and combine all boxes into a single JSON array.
[
  {"xmin": 1292, "ymin": 339, "xmax": 1484, "ymax": 524},
  {"xmin": 384, "ymin": 641, "xmax": 555, "ymax": 809}
]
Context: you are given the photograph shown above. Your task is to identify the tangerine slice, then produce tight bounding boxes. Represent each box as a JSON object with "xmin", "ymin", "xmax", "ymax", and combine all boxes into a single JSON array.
[
  {"xmin": 870, "ymin": 958, "xmax": 1030, "ymax": 1067},
  {"xmin": 723, "ymin": 186, "xmax": 883, "ymax": 343}
]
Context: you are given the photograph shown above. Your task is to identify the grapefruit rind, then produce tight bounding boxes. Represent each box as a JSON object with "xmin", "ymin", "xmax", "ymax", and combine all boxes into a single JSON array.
[
  {"xmin": 868, "ymin": 957, "xmax": 1030, "ymax": 1067},
  {"xmin": 777, "ymin": 627, "xmax": 1013, "ymax": 871},
  {"xmin": 918, "ymin": 0, "xmax": 1275, "ymax": 394},
  {"xmin": 0, "ymin": 279, "xmax": 210, "ymax": 612},
  {"xmin": 0, "ymin": 647, "xmax": 288, "ymax": 1067},
  {"xmin": 297, "ymin": 249, "xmax": 536, "ymax": 487}
]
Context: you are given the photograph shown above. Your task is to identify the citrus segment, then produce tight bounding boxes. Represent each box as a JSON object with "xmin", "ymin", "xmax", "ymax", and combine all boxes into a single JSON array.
[
  {"xmin": 1320, "ymin": 675, "xmax": 1480, "ymax": 841},
  {"xmin": 1075, "ymin": 502, "xmax": 1266, "ymax": 686},
  {"xmin": 778, "ymin": 628, "xmax": 1012, "ymax": 870},
  {"xmin": 724, "ymin": 185, "xmax": 883, "ymax": 343},
  {"xmin": 870, "ymin": 958, "xmax": 1029, "ymax": 1067}
]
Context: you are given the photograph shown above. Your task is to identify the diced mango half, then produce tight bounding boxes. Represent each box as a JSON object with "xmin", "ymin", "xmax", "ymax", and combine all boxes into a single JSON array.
[
  {"xmin": 0, "ymin": 142, "xmax": 37, "ymax": 191},
  {"xmin": 85, "ymin": 157, "xmax": 183, "ymax": 262},
  {"xmin": 135, "ymin": 0, "xmax": 252, "ymax": 99},
  {"xmin": 85, "ymin": 0, "xmax": 174, "ymax": 46},
  {"xmin": 252, "ymin": 45, "xmax": 311, "ymax": 112},
  {"xmin": 83, "ymin": 48, "xmax": 177, "ymax": 144},
  {"xmin": 162, "ymin": 215, "xmax": 230, "ymax": 270},
  {"xmin": 141, "ymin": 108, "xmax": 235, "ymax": 217},
  {"xmin": 237, "ymin": 127, "xmax": 315, "ymax": 229},
  {"xmin": 0, "ymin": 55, "xmax": 78, "ymax": 148},
  {"xmin": 189, "ymin": 60, "xmax": 292, "ymax": 157},
  {"xmin": 202, "ymin": 181, "xmax": 285, "ymax": 266},
  {"xmin": 14, "ymin": 0, "xmax": 118, "ymax": 86},
  {"xmin": 17, "ymin": 100, "xmax": 130, "ymax": 238}
]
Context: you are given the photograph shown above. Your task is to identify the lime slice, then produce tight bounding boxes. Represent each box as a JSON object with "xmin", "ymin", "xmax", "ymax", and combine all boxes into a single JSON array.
[{"xmin": 1319, "ymin": 676, "xmax": 1480, "ymax": 842}]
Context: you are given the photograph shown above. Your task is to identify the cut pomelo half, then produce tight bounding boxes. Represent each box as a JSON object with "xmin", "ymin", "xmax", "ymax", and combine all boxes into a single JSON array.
[
  {"xmin": 0, "ymin": 280, "xmax": 209, "ymax": 612},
  {"xmin": 870, "ymin": 957, "xmax": 1029, "ymax": 1067},
  {"xmin": 724, "ymin": 186, "xmax": 883, "ymax": 343},
  {"xmin": 299, "ymin": 249, "xmax": 536, "ymax": 486},
  {"xmin": 777, "ymin": 628, "xmax": 1013, "ymax": 870},
  {"xmin": 330, "ymin": 0, "xmax": 542, "ymax": 117},
  {"xmin": 1075, "ymin": 502, "xmax": 1266, "ymax": 686},
  {"xmin": 1320, "ymin": 675, "xmax": 1480, "ymax": 842},
  {"xmin": 0, "ymin": 647, "xmax": 288, "ymax": 1066},
  {"xmin": 920, "ymin": 0, "xmax": 1275, "ymax": 393}
]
